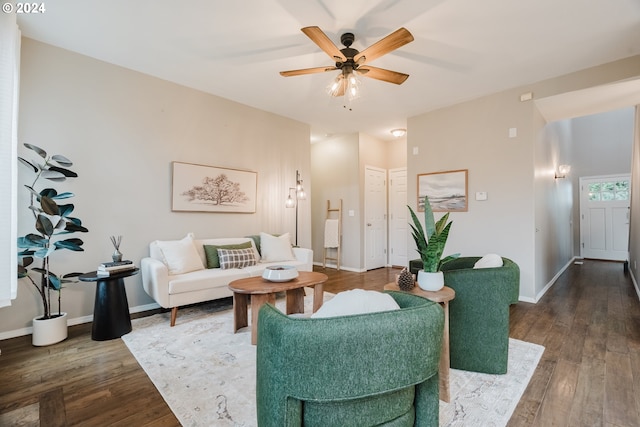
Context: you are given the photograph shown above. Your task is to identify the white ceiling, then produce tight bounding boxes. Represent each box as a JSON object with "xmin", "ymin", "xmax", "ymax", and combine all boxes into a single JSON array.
[{"xmin": 16, "ymin": 0, "xmax": 640, "ymax": 141}]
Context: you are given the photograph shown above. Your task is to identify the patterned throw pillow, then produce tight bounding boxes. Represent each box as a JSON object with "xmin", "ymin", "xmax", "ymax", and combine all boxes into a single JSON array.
[
  {"xmin": 217, "ymin": 248, "xmax": 257, "ymax": 269},
  {"xmin": 204, "ymin": 241, "xmax": 253, "ymax": 268}
]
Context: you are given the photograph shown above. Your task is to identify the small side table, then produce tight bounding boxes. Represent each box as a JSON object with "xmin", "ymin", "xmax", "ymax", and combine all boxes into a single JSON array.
[
  {"xmin": 79, "ymin": 268, "xmax": 139, "ymax": 341},
  {"xmin": 384, "ymin": 283, "xmax": 455, "ymax": 403}
]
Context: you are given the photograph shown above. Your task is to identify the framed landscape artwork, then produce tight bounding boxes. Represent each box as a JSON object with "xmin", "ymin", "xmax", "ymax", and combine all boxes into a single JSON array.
[
  {"xmin": 172, "ymin": 162, "xmax": 257, "ymax": 213},
  {"xmin": 417, "ymin": 169, "xmax": 468, "ymax": 212}
]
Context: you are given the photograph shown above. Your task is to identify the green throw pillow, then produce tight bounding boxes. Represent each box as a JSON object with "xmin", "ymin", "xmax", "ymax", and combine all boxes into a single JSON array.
[
  {"xmin": 245, "ymin": 235, "xmax": 262, "ymax": 255},
  {"xmin": 203, "ymin": 241, "xmax": 252, "ymax": 268}
]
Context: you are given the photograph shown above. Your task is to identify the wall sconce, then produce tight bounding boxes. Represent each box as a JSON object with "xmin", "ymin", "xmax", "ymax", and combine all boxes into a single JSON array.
[
  {"xmin": 555, "ymin": 164, "xmax": 571, "ymax": 179},
  {"xmin": 285, "ymin": 170, "xmax": 306, "ymax": 246},
  {"xmin": 390, "ymin": 128, "xmax": 406, "ymax": 137}
]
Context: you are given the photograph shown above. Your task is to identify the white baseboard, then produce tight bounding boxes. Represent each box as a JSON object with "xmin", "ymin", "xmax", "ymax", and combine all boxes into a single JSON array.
[
  {"xmin": 532, "ymin": 257, "xmax": 577, "ymax": 303},
  {"xmin": 312, "ymin": 261, "xmax": 365, "ymax": 273},
  {"xmin": 0, "ymin": 302, "xmax": 162, "ymax": 341},
  {"xmin": 630, "ymin": 268, "xmax": 640, "ymax": 301}
]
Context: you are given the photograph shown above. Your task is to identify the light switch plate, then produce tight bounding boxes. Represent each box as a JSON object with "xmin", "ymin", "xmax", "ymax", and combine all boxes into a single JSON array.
[{"xmin": 475, "ymin": 191, "xmax": 488, "ymax": 201}]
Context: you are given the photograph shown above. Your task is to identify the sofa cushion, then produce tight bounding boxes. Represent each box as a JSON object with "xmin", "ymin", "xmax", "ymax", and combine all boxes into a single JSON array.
[
  {"xmin": 167, "ymin": 268, "xmax": 250, "ymax": 295},
  {"xmin": 218, "ymin": 248, "xmax": 257, "ymax": 269},
  {"xmin": 156, "ymin": 233, "xmax": 205, "ymax": 275},
  {"xmin": 203, "ymin": 241, "xmax": 252, "ymax": 268},
  {"xmin": 260, "ymin": 232, "xmax": 295, "ymax": 262},
  {"xmin": 311, "ymin": 289, "xmax": 400, "ymax": 319}
]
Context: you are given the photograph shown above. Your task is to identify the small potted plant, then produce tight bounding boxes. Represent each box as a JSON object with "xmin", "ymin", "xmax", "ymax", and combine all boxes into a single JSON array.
[
  {"xmin": 17, "ymin": 143, "xmax": 89, "ymax": 346},
  {"xmin": 408, "ymin": 195, "xmax": 459, "ymax": 291}
]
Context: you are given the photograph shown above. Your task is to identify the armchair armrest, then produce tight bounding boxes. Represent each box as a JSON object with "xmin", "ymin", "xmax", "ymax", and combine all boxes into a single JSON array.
[
  {"xmin": 292, "ymin": 247, "xmax": 313, "ymax": 272},
  {"xmin": 141, "ymin": 257, "xmax": 170, "ymax": 308}
]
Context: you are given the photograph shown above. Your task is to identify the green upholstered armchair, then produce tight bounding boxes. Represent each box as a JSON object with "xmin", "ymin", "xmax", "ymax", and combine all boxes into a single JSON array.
[
  {"xmin": 256, "ymin": 291, "xmax": 444, "ymax": 427},
  {"xmin": 439, "ymin": 257, "xmax": 520, "ymax": 374}
]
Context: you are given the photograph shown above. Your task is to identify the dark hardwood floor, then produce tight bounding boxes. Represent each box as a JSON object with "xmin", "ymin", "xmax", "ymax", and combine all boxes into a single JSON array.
[{"xmin": 0, "ymin": 260, "xmax": 638, "ymax": 426}]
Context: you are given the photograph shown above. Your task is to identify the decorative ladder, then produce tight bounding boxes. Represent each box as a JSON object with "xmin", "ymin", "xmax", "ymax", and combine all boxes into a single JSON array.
[{"xmin": 323, "ymin": 199, "xmax": 342, "ymax": 270}]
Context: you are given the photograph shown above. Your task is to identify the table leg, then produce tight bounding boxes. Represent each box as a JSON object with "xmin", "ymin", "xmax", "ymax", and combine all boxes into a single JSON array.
[
  {"xmin": 232, "ymin": 293, "xmax": 249, "ymax": 333},
  {"xmin": 439, "ymin": 301, "xmax": 451, "ymax": 402},
  {"xmin": 286, "ymin": 288, "xmax": 305, "ymax": 314},
  {"xmin": 312, "ymin": 283, "xmax": 324, "ymax": 312},
  {"xmin": 92, "ymin": 278, "xmax": 132, "ymax": 341},
  {"xmin": 250, "ymin": 293, "xmax": 275, "ymax": 345}
]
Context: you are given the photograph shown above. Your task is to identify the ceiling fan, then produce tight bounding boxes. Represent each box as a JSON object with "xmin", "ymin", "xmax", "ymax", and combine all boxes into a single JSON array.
[{"xmin": 280, "ymin": 26, "xmax": 414, "ymax": 98}]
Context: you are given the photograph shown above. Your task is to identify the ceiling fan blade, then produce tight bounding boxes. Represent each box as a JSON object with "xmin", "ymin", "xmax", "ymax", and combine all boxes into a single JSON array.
[
  {"xmin": 280, "ymin": 66, "xmax": 337, "ymax": 77},
  {"xmin": 301, "ymin": 26, "xmax": 346, "ymax": 62},
  {"xmin": 357, "ymin": 66, "xmax": 409, "ymax": 85},
  {"xmin": 354, "ymin": 27, "xmax": 414, "ymax": 64}
]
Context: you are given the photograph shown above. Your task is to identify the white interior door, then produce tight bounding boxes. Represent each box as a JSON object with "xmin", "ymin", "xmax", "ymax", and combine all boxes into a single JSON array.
[
  {"xmin": 580, "ymin": 174, "xmax": 631, "ymax": 261},
  {"xmin": 389, "ymin": 168, "xmax": 408, "ymax": 267},
  {"xmin": 365, "ymin": 166, "xmax": 387, "ymax": 270}
]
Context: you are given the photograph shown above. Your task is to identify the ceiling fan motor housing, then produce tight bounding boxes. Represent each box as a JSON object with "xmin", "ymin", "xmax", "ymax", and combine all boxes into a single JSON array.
[{"xmin": 336, "ymin": 32, "xmax": 360, "ymax": 69}]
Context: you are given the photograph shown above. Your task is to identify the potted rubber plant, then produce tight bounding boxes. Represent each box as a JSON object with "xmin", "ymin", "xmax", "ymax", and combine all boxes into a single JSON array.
[
  {"xmin": 408, "ymin": 195, "xmax": 459, "ymax": 291},
  {"xmin": 17, "ymin": 143, "xmax": 89, "ymax": 346}
]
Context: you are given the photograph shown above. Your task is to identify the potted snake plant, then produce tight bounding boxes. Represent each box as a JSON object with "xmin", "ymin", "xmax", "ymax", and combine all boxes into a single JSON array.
[
  {"xmin": 17, "ymin": 143, "xmax": 89, "ymax": 346},
  {"xmin": 408, "ymin": 195, "xmax": 459, "ymax": 291}
]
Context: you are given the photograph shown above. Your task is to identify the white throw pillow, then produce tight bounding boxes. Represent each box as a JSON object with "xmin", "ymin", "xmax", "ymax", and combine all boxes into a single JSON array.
[
  {"xmin": 259, "ymin": 232, "xmax": 296, "ymax": 262},
  {"xmin": 156, "ymin": 233, "xmax": 205, "ymax": 275},
  {"xmin": 474, "ymin": 254, "xmax": 504, "ymax": 269},
  {"xmin": 311, "ymin": 289, "xmax": 400, "ymax": 319}
]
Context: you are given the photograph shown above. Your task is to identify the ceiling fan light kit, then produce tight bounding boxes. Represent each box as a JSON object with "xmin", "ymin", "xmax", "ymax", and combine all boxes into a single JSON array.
[{"xmin": 281, "ymin": 26, "xmax": 414, "ymax": 102}]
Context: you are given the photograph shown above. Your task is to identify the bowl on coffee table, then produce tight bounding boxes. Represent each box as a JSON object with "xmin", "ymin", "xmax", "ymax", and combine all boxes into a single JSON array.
[{"xmin": 262, "ymin": 265, "xmax": 299, "ymax": 282}]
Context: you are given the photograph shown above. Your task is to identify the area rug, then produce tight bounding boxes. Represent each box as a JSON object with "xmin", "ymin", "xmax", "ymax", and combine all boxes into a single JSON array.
[{"xmin": 122, "ymin": 292, "xmax": 544, "ymax": 426}]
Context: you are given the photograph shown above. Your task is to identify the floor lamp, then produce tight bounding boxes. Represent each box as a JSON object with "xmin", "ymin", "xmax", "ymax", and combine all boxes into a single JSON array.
[{"xmin": 285, "ymin": 170, "xmax": 306, "ymax": 246}]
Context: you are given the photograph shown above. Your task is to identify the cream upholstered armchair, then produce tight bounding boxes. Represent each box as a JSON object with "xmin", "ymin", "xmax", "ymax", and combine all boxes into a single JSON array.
[{"xmin": 255, "ymin": 291, "xmax": 444, "ymax": 427}]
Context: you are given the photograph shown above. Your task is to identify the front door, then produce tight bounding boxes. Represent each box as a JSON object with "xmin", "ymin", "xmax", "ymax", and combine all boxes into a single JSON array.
[{"xmin": 580, "ymin": 174, "xmax": 631, "ymax": 261}]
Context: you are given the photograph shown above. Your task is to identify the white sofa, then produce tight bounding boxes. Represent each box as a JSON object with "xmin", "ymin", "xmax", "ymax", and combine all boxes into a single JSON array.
[{"xmin": 141, "ymin": 233, "xmax": 313, "ymax": 326}]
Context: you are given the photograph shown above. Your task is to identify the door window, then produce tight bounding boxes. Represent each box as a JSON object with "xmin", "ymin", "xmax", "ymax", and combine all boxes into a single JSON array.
[{"xmin": 588, "ymin": 180, "xmax": 629, "ymax": 201}]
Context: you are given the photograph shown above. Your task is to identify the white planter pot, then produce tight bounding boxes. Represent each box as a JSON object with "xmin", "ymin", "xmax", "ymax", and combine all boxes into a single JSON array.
[
  {"xmin": 417, "ymin": 270, "xmax": 445, "ymax": 291},
  {"xmin": 32, "ymin": 312, "xmax": 68, "ymax": 346}
]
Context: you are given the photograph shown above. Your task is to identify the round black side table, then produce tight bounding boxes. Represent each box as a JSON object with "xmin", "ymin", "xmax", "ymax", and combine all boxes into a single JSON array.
[{"xmin": 79, "ymin": 268, "xmax": 139, "ymax": 341}]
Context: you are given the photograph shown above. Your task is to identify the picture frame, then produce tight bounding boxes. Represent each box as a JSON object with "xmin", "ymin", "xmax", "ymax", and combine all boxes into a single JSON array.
[
  {"xmin": 417, "ymin": 169, "xmax": 468, "ymax": 212},
  {"xmin": 171, "ymin": 161, "xmax": 257, "ymax": 213}
]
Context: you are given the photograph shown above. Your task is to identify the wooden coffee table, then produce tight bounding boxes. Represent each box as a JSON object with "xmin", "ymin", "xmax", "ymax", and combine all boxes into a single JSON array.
[
  {"xmin": 384, "ymin": 282, "xmax": 455, "ymax": 403},
  {"xmin": 228, "ymin": 271, "xmax": 328, "ymax": 345}
]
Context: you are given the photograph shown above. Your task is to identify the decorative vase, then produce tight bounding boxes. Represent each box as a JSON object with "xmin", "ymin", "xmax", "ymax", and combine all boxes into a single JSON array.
[
  {"xmin": 417, "ymin": 270, "xmax": 445, "ymax": 291},
  {"xmin": 112, "ymin": 249, "xmax": 123, "ymax": 262},
  {"xmin": 32, "ymin": 312, "xmax": 68, "ymax": 346}
]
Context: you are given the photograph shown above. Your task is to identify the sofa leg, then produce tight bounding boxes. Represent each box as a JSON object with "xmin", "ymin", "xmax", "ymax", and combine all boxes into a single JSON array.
[{"xmin": 170, "ymin": 307, "xmax": 178, "ymax": 327}]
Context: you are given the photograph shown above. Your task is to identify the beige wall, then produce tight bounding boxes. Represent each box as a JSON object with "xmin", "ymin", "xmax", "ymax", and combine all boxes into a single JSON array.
[
  {"xmin": 386, "ymin": 137, "xmax": 407, "ymax": 170},
  {"xmin": 534, "ymin": 116, "xmax": 573, "ymax": 297},
  {"xmin": 408, "ymin": 55, "xmax": 640, "ymax": 301},
  {"xmin": 408, "ymin": 88, "xmax": 537, "ymax": 298},
  {"xmin": 311, "ymin": 134, "xmax": 361, "ymax": 269},
  {"xmin": 2, "ymin": 38, "xmax": 310, "ymax": 337},
  {"xmin": 311, "ymin": 132, "xmax": 404, "ymax": 271}
]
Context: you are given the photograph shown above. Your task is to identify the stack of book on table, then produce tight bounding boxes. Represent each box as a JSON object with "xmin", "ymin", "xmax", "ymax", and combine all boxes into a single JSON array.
[{"xmin": 97, "ymin": 260, "xmax": 136, "ymax": 277}]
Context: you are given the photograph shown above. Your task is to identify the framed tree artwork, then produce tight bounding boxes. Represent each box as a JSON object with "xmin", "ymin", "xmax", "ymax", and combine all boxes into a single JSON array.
[
  {"xmin": 171, "ymin": 162, "xmax": 257, "ymax": 213},
  {"xmin": 417, "ymin": 169, "xmax": 468, "ymax": 212}
]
